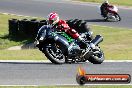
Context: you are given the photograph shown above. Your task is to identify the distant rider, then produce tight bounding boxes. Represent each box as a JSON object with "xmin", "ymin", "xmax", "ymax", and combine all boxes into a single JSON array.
[{"xmin": 100, "ymin": 0, "xmax": 113, "ymax": 18}]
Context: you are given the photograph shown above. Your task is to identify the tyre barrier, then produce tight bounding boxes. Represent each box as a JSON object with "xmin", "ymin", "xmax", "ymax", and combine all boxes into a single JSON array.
[
  {"xmin": 8, "ymin": 19, "xmax": 19, "ymax": 36},
  {"xmin": 18, "ymin": 19, "xmax": 30, "ymax": 37},
  {"xmin": 8, "ymin": 18, "xmax": 90, "ymax": 39},
  {"xmin": 28, "ymin": 19, "xmax": 39, "ymax": 37},
  {"xmin": 8, "ymin": 19, "xmax": 48, "ymax": 39},
  {"xmin": 38, "ymin": 20, "xmax": 48, "ymax": 29},
  {"xmin": 66, "ymin": 19, "xmax": 91, "ymax": 33}
]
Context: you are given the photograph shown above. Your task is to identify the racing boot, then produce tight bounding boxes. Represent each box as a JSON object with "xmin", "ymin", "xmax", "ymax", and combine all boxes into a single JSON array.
[{"xmin": 77, "ymin": 36, "xmax": 87, "ymax": 49}]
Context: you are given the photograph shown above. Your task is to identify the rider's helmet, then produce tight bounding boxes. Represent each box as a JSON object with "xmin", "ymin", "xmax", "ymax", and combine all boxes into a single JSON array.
[
  {"xmin": 48, "ymin": 12, "xmax": 59, "ymax": 25},
  {"xmin": 103, "ymin": 0, "xmax": 109, "ymax": 5}
]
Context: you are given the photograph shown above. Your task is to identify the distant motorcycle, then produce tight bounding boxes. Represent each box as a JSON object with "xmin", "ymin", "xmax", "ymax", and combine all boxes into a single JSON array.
[
  {"xmin": 35, "ymin": 22, "xmax": 104, "ymax": 64},
  {"xmin": 100, "ymin": 5, "xmax": 121, "ymax": 22}
]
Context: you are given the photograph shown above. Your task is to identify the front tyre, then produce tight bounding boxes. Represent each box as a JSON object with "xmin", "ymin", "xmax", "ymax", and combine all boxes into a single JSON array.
[
  {"xmin": 42, "ymin": 43, "xmax": 65, "ymax": 64},
  {"xmin": 115, "ymin": 13, "xmax": 121, "ymax": 21},
  {"xmin": 88, "ymin": 49, "xmax": 105, "ymax": 64}
]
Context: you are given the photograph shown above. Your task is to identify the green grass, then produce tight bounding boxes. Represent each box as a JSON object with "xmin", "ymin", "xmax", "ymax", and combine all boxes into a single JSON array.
[
  {"xmin": 91, "ymin": 25, "xmax": 132, "ymax": 60},
  {"xmin": 0, "ymin": 13, "xmax": 132, "ymax": 60},
  {"xmin": 73, "ymin": 0, "xmax": 132, "ymax": 6},
  {"xmin": 0, "ymin": 86, "xmax": 132, "ymax": 88},
  {"xmin": 0, "ymin": 49, "xmax": 47, "ymax": 60}
]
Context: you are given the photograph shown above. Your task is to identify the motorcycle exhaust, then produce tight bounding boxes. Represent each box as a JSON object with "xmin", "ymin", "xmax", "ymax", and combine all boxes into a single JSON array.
[
  {"xmin": 82, "ymin": 35, "xmax": 103, "ymax": 57},
  {"xmin": 91, "ymin": 35, "xmax": 103, "ymax": 46}
]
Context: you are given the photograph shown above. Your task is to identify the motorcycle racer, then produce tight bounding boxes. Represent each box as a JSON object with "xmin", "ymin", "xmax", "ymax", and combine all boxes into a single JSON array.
[
  {"xmin": 100, "ymin": 0, "xmax": 113, "ymax": 18},
  {"xmin": 47, "ymin": 12, "xmax": 87, "ymax": 49}
]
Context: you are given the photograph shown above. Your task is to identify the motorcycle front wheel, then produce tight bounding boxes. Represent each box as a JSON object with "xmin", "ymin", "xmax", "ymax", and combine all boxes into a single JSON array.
[
  {"xmin": 115, "ymin": 13, "xmax": 121, "ymax": 21},
  {"xmin": 88, "ymin": 49, "xmax": 105, "ymax": 64},
  {"xmin": 42, "ymin": 43, "xmax": 65, "ymax": 64}
]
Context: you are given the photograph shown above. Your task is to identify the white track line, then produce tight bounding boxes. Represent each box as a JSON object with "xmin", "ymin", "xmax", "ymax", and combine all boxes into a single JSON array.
[
  {"xmin": 0, "ymin": 84, "xmax": 132, "ymax": 86},
  {"xmin": 59, "ymin": 84, "xmax": 132, "ymax": 86},
  {"xmin": 0, "ymin": 60, "xmax": 50, "ymax": 63},
  {"xmin": 0, "ymin": 60, "xmax": 132, "ymax": 63},
  {"xmin": 0, "ymin": 12, "xmax": 38, "ymax": 18}
]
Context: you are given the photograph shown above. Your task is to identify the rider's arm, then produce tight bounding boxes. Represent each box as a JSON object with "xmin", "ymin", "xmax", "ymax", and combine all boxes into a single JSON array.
[{"xmin": 57, "ymin": 20, "xmax": 70, "ymax": 32}]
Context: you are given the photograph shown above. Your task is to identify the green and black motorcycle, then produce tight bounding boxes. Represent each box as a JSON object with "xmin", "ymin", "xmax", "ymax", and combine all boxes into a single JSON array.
[{"xmin": 35, "ymin": 20, "xmax": 104, "ymax": 64}]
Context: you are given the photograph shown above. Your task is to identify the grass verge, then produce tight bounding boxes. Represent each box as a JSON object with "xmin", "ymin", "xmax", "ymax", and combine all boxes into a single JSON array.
[
  {"xmin": 0, "ymin": 13, "xmax": 132, "ymax": 60},
  {"xmin": 0, "ymin": 49, "xmax": 47, "ymax": 60},
  {"xmin": 0, "ymin": 13, "xmax": 41, "ymax": 49},
  {"xmin": 73, "ymin": 0, "xmax": 132, "ymax": 6},
  {"xmin": 91, "ymin": 25, "xmax": 132, "ymax": 60}
]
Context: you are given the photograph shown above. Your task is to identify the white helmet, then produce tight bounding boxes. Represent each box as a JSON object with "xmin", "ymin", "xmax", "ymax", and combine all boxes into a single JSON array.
[{"xmin": 104, "ymin": 0, "xmax": 109, "ymax": 4}]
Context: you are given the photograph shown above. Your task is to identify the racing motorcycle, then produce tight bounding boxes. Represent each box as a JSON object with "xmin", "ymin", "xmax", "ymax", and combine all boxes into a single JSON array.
[
  {"xmin": 100, "ymin": 5, "xmax": 121, "ymax": 22},
  {"xmin": 35, "ymin": 24, "xmax": 104, "ymax": 64}
]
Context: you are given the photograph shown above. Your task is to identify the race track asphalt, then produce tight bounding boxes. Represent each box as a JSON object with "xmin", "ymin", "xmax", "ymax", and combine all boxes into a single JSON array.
[
  {"xmin": 0, "ymin": 0, "xmax": 132, "ymax": 29},
  {"xmin": 0, "ymin": 61, "xmax": 132, "ymax": 85}
]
